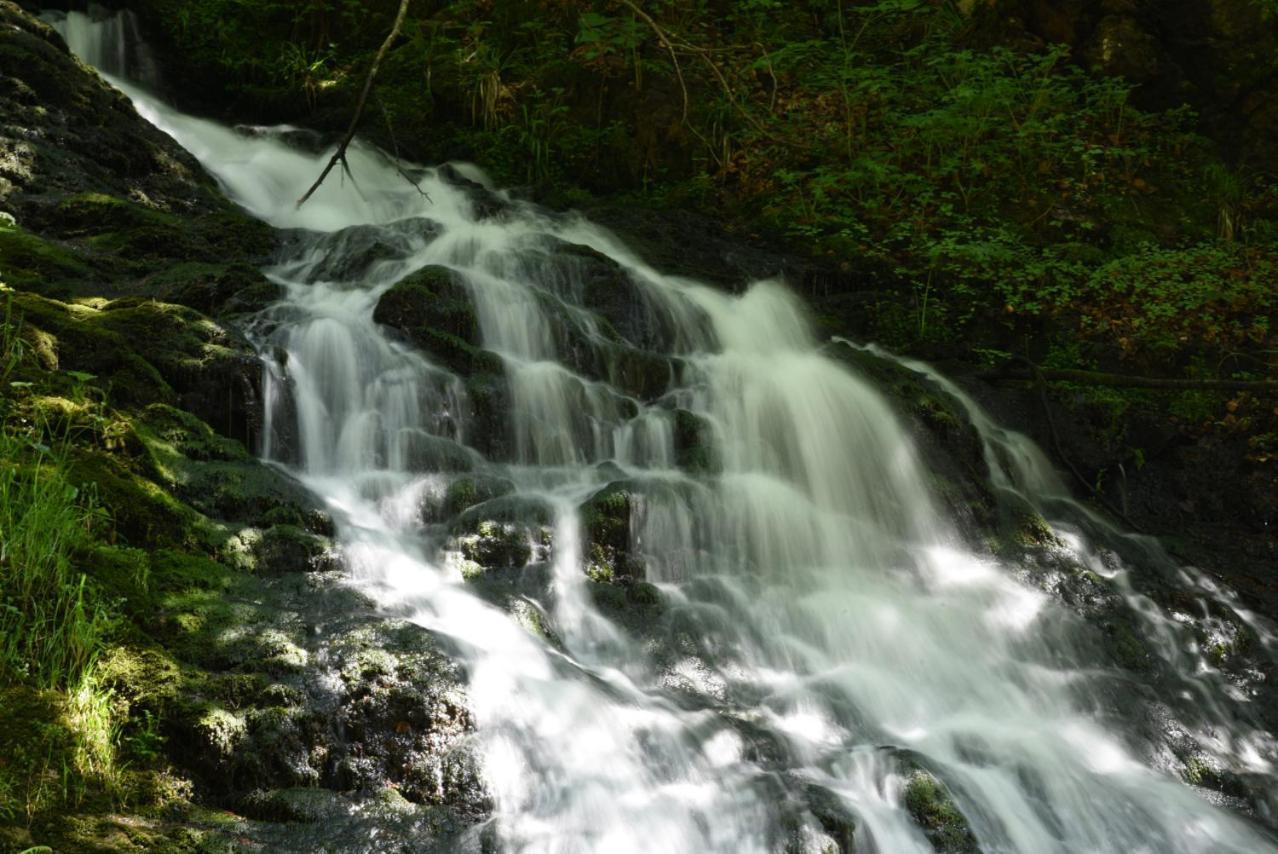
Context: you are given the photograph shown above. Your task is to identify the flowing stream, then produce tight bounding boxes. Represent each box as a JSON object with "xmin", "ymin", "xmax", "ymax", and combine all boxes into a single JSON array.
[{"xmin": 51, "ymin": 9, "xmax": 1278, "ymax": 852}]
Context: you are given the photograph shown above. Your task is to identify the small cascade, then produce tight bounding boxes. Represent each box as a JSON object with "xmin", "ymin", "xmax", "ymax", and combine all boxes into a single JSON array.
[{"xmin": 52, "ymin": 9, "xmax": 1278, "ymax": 852}]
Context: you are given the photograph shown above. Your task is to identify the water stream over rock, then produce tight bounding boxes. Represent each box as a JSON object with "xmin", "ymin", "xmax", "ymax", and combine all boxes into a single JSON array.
[{"xmin": 50, "ymin": 8, "xmax": 1278, "ymax": 852}]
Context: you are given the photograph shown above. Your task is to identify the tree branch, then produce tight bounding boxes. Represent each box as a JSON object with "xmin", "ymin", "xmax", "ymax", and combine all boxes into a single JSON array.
[
  {"xmin": 617, "ymin": 0, "xmax": 688, "ymax": 123},
  {"xmin": 297, "ymin": 0, "xmax": 411, "ymax": 208}
]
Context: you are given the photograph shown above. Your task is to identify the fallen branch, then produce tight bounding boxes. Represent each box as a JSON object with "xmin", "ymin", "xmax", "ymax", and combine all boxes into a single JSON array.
[
  {"xmin": 983, "ymin": 366, "xmax": 1278, "ymax": 393},
  {"xmin": 297, "ymin": 0, "xmax": 411, "ymax": 208}
]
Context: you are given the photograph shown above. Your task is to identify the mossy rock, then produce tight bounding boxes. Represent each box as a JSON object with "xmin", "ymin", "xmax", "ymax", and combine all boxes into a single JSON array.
[
  {"xmin": 673, "ymin": 408, "xmax": 720, "ymax": 474},
  {"xmin": 432, "ymin": 474, "xmax": 516, "ymax": 522},
  {"xmin": 581, "ymin": 481, "xmax": 645, "ymax": 581},
  {"xmin": 0, "ymin": 221, "xmax": 97, "ymax": 298},
  {"xmin": 251, "ymin": 524, "xmax": 336, "ymax": 576},
  {"xmin": 171, "ymin": 459, "xmax": 319, "ymax": 530},
  {"xmin": 144, "ymin": 260, "xmax": 280, "ymax": 317},
  {"xmin": 68, "ymin": 449, "xmax": 197, "ymax": 546},
  {"xmin": 373, "ymin": 265, "xmax": 498, "ymax": 375},
  {"xmin": 278, "ymin": 217, "xmax": 440, "ymax": 283},
  {"xmin": 902, "ymin": 770, "xmax": 979, "ymax": 853},
  {"xmin": 9, "ymin": 291, "xmax": 262, "ymax": 444},
  {"xmin": 453, "ymin": 520, "xmax": 537, "ymax": 575},
  {"xmin": 96, "ymin": 645, "xmax": 183, "ymax": 718}
]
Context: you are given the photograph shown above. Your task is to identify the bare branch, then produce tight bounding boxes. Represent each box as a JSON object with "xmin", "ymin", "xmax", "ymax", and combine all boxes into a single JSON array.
[
  {"xmin": 297, "ymin": 0, "xmax": 411, "ymax": 208},
  {"xmin": 617, "ymin": 0, "xmax": 688, "ymax": 123}
]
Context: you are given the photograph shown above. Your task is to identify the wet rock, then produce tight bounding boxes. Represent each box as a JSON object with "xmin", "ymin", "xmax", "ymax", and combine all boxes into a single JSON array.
[
  {"xmin": 455, "ymin": 521, "xmax": 534, "ymax": 577},
  {"xmin": 437, "ymin": 163, "xmax": 507, "ymax": 220},
  {"xmin": 462, "ymin": 370, "xmax": 513, "ymax": 460},
  {"xmin": 604, "ymin": 342, "xmax": 674, "ymax": 402},
  {"xmin": 547, "ymin": 237, "xmax": 679, "ymax": 353},
  {"xmin": 581, "ymin": 481, "xmax": 645, "ymax": 581},
  {"xmin": 278, "ymin": 217, "xmax": 441, "ymax": 283},
  {"xmin": 673, "ymin": 408, "xmax": 720, "ymax": 474},
  {"xmin": 449, "ymin": 494, "xmax": 556, "ymax": 578},
  {"xmin": 437, "ymin": 474, "xmax": 516, "ymax": 521},
  {"xmin": 831, "ymin": 345, "xmax": 997, "ymax": 538},
  {"xmin": 398, "ymin": 430, "xmax": 480, "ymax": 473},
  {"xmin": 902, "ymin": 770, "xmax": 979, "ymax": 853},
  {"xmin": 373, "ymin": 264, "xmax": 497, "ymax": 376}
]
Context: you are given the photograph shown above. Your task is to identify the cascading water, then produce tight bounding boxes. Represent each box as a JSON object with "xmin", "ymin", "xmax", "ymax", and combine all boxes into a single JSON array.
[{"xmin": 52, "ymin": 8, "xmax": 1278, "ymax": 851}]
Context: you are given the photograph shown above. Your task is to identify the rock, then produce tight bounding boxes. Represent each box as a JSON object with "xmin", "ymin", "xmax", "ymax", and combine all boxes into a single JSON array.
[
  {"xmin": 277, "ymin": 217, "xmax": 441, "ymax": 283},
  {"xmin": 830, "ymin": 346, "xmax": 997, "ymax": 539},
  {"xmin": 396, "ymin": 430, "xmax": 481, "ymax": 473},
  {"xmin": 546, "ymin": 237, "xmax": 678, "ymax": 352},
  {"xmin": 581, "ymin": 481, "xmax": 645, "ymax": 581},
  {"xmin": 373, "ymin": 265, "xmax": 497, "ymax": 376},
  {"xmin": 144, "ymin": 260, "xmax": 280, "ymax": 317},
  {"xmin": 673, "ymin": 408, "xmax": 720, "ymax": 474},
  {"xmin": 252, "ymin": 524, "xmax": 336, "ymax": 575},
  {"xmin": 455, "ymin": 521, "xmax": 534, "ymax": 578},
  {"xmin": 9, "ymin": 290, "xmax": 264, "ymax": 447},
  {"xmin": 326, "ymin": 620, "xmax": 487, "ymax": 816},
  {"xmin": 435, "ymin": 474, "xmax": 516, "ymax": 521},
  {"xmin": 902, "ymin": 770, "xmax": 979, "ymax": 853},
  {"xmin": 437, "ymin": 163, "xmax": 507, "ymax": 220},
  {"xmin": 0, "ymin": 7, "xmax": 273, "ymax": 310},
  {"xmin": 462, "ymin": 369, "xmax": 513, "ymax": 460}
]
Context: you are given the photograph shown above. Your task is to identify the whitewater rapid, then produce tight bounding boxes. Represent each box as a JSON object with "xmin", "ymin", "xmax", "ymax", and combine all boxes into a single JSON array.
[{"xmin": 52, "ymin": 8, "xmax": 1278, "ymax": 852}]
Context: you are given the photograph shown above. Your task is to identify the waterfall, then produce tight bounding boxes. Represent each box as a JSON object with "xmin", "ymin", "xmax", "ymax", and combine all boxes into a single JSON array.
[{"xmin": 49, "ymin": 9, "xmax": 1278, "ymax": 852}]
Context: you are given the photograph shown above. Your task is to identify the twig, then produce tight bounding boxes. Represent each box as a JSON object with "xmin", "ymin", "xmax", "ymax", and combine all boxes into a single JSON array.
[
  {"xmin": 376, "ymin": 92, "xmax": 432, "ymax": 201},
  {"xmin": 297, "ymin": 0, "xmax": 411, "ymax": 208},
  {"xmin": 617, "ymin": 0, "xmax": 688, "ymax": 123}
]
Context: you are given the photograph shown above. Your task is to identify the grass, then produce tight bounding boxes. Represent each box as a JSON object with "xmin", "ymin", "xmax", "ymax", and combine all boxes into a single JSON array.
[
  {"xmin": 0, "ymin": 425, "xmax": 114, "ymax": 690},
  {"xmin": 0, "ymin": 304, "xmax": 133, "ymax": 822}
]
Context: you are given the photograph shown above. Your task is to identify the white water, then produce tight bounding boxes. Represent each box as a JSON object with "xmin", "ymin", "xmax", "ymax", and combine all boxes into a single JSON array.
[{"xmin": 53, "ymin": 9, "xmax": 1278, "ymax": 852}]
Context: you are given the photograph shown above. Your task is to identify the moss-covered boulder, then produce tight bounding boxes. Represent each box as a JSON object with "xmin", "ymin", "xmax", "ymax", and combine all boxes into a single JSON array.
[
  {"xmin": 580, "ymin": 481, "xmax": 645, "ymax": 582},
  {"xmin": 672, "ymin": 407, "xmax": 720, "ymax": 474},
  {"xmin": 9, "ymin": 291, "xmax": 263, "ymax": 446},
  {"xmin": 278, "ymin": 217, "xmax": 440, "ymax": 283},
  {"xmin": 547, "ymin": 238, "xmax": 677, "ymax": 353},
  {"xmin": 372, "ymin": 264, "xmax": 493, "ymax": 375},
  {"xmin": 902, "ymin": 770, "xmax": 979, "ymax": 853},
  {"xmin": 449, "ymin": 494, "xmax": 555, "ymax": 579}
]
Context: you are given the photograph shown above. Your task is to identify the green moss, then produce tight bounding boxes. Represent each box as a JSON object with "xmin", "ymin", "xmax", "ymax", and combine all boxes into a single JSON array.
[
  {"xmin": 0, "ymin": 222, "xmax": 95, "ymax": 298},
  {"xmin": 0, "ymin": 686, "xmax": 76, "ymax": 824},
  {"xmin": 55, "ymin": 192, "xmax": 181, "ymax": 237},
  {"xmin": 902, "ymin": 771, "xmax": 979, "ymax": 853},
  {"xmin": 68, "ymin": 450, "xmax": 196, "ymax": 547}
]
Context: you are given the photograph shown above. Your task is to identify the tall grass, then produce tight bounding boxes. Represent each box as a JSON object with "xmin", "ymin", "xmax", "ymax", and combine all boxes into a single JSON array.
[
  {"xmin": 0, "ymin": 427, "xmax": 111, "ymax": 690},
  {"xmin": 1, "ymin": 293, "xmax": 129, "ymax": 821}
]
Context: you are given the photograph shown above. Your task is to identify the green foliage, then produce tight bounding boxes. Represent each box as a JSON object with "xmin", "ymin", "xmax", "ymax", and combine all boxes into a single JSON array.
[
  {"xmin": 1080, "ymin": 243, "xmax": 1278, "ymax": 355},
  {"xmin": 0, "ymin": 426, "xmax": 114, "ymax": 691}
]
